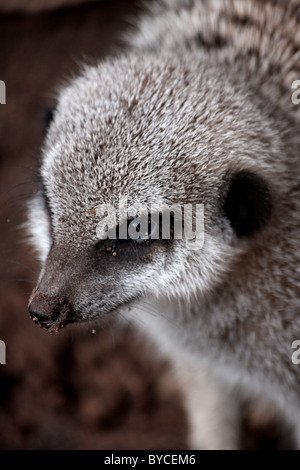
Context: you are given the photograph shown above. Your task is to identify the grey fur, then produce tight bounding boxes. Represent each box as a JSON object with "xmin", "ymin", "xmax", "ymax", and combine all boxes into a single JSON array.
[{"xmin": 28, "ymin": 0, "xmax": 300, "ymax": 448}]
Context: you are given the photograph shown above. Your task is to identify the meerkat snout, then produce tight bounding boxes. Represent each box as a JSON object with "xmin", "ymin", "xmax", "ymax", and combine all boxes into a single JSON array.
[
  {"xmin": 28, "ymin": 245, "xmax": 80, "ymax": 330},
  {"xmin": 28, "ymin": 290, "xmax": 72, "ymax": 332}
]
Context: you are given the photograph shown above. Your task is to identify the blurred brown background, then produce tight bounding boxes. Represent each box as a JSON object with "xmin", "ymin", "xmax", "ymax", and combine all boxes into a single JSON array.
[
  {"xmin": 0, "ymin": 0, "xmax": 189, "ymax": 450},
  {"xmin": 0, "ymin": 0, "xmax": 294, "ymax": 450}
]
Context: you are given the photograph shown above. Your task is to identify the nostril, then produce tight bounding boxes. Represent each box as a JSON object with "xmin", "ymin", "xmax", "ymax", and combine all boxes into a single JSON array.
[
  {"xmin": 28, "ymin": 306, "xmax": 59, "ymax": 327},
  {"xmin": 29, "ymin": 306, "xmax": 41, "ymax": 322}
]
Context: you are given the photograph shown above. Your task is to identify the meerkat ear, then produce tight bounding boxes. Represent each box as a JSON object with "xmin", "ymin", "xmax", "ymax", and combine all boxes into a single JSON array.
[{"xmin": 223, "ymin": 170, "xmax": 272, "ymax": 237}]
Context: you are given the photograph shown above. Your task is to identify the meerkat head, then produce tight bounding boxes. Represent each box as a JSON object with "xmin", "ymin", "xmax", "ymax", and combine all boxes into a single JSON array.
[{"xmin": 27, "ymin": 53, "xmax": 275, "ymax": 332}]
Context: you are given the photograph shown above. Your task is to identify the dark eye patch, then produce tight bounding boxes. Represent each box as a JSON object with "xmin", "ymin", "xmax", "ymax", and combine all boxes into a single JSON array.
[
  {"xmin": 223, "ymin": 170, "xmax": 272, "ymax": 237},
  {"xmin": 115, "ymin": 212, "xmax": 176, "ymax": 244},
  {"xmin": 195, "ymin": 33, "xmax": 228, "ymax": 49}
]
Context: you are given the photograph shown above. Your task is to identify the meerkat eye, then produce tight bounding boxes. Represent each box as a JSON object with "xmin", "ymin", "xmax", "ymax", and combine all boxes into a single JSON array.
[
  {"xmin": 127, "ymin": 213, "xmax": 158, "ymax": 243},
  {"xmin": 135, "ymin": 216, "xmax": 159, "ymax": 243},
  {"xmin": 115, "ymin": 212, "xmax": 174, "ymax": 244},
  {"xmin": 223, "ymin": 170, "xmax": 272, "ymax": 237}
]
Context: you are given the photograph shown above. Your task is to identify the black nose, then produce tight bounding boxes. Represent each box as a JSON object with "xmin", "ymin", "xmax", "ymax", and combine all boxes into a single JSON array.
[
  {"xmin": 28, "ymin": 290, "xmax": 72, "ymax": 332},
  {"xmin": 29, "ymin": 306, "xmax": 60, "ymax": 329}
]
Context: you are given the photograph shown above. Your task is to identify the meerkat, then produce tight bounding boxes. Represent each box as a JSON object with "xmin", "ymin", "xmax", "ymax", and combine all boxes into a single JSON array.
[{"xmin": 27, "ymin": 0, "xmax": 300, "ymax": 449}]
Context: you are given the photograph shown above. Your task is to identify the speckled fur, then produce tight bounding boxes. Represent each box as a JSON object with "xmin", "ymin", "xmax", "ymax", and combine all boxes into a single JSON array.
[{"xmin": 28, "ymin": 0, "xmax": 300, "ymax": 449}]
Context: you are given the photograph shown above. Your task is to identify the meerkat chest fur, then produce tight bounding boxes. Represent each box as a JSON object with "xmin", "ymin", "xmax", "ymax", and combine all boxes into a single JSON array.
[{"xmin": 28, "ymin": 0, "xmax": 300, "ymax": 448}]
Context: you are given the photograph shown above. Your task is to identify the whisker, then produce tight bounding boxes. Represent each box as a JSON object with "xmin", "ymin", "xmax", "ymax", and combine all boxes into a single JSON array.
[
  {"xmin": 0, "ymin": 278, "xmax": 36, "ymax": 285},
  {"xmin": 117, "ymin": 310, "xmax": 136, "ymax": 328},
  {"xmin": 1, "ymin": 259, "xmax": 38, "ymax": 274},
  {"xmin": 133, "ymin": 300, "xmax": 184, "ymax": 334},
  {"xmin": 13, "ymin": 278, "xmax": 36, "ymax": 284}
]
